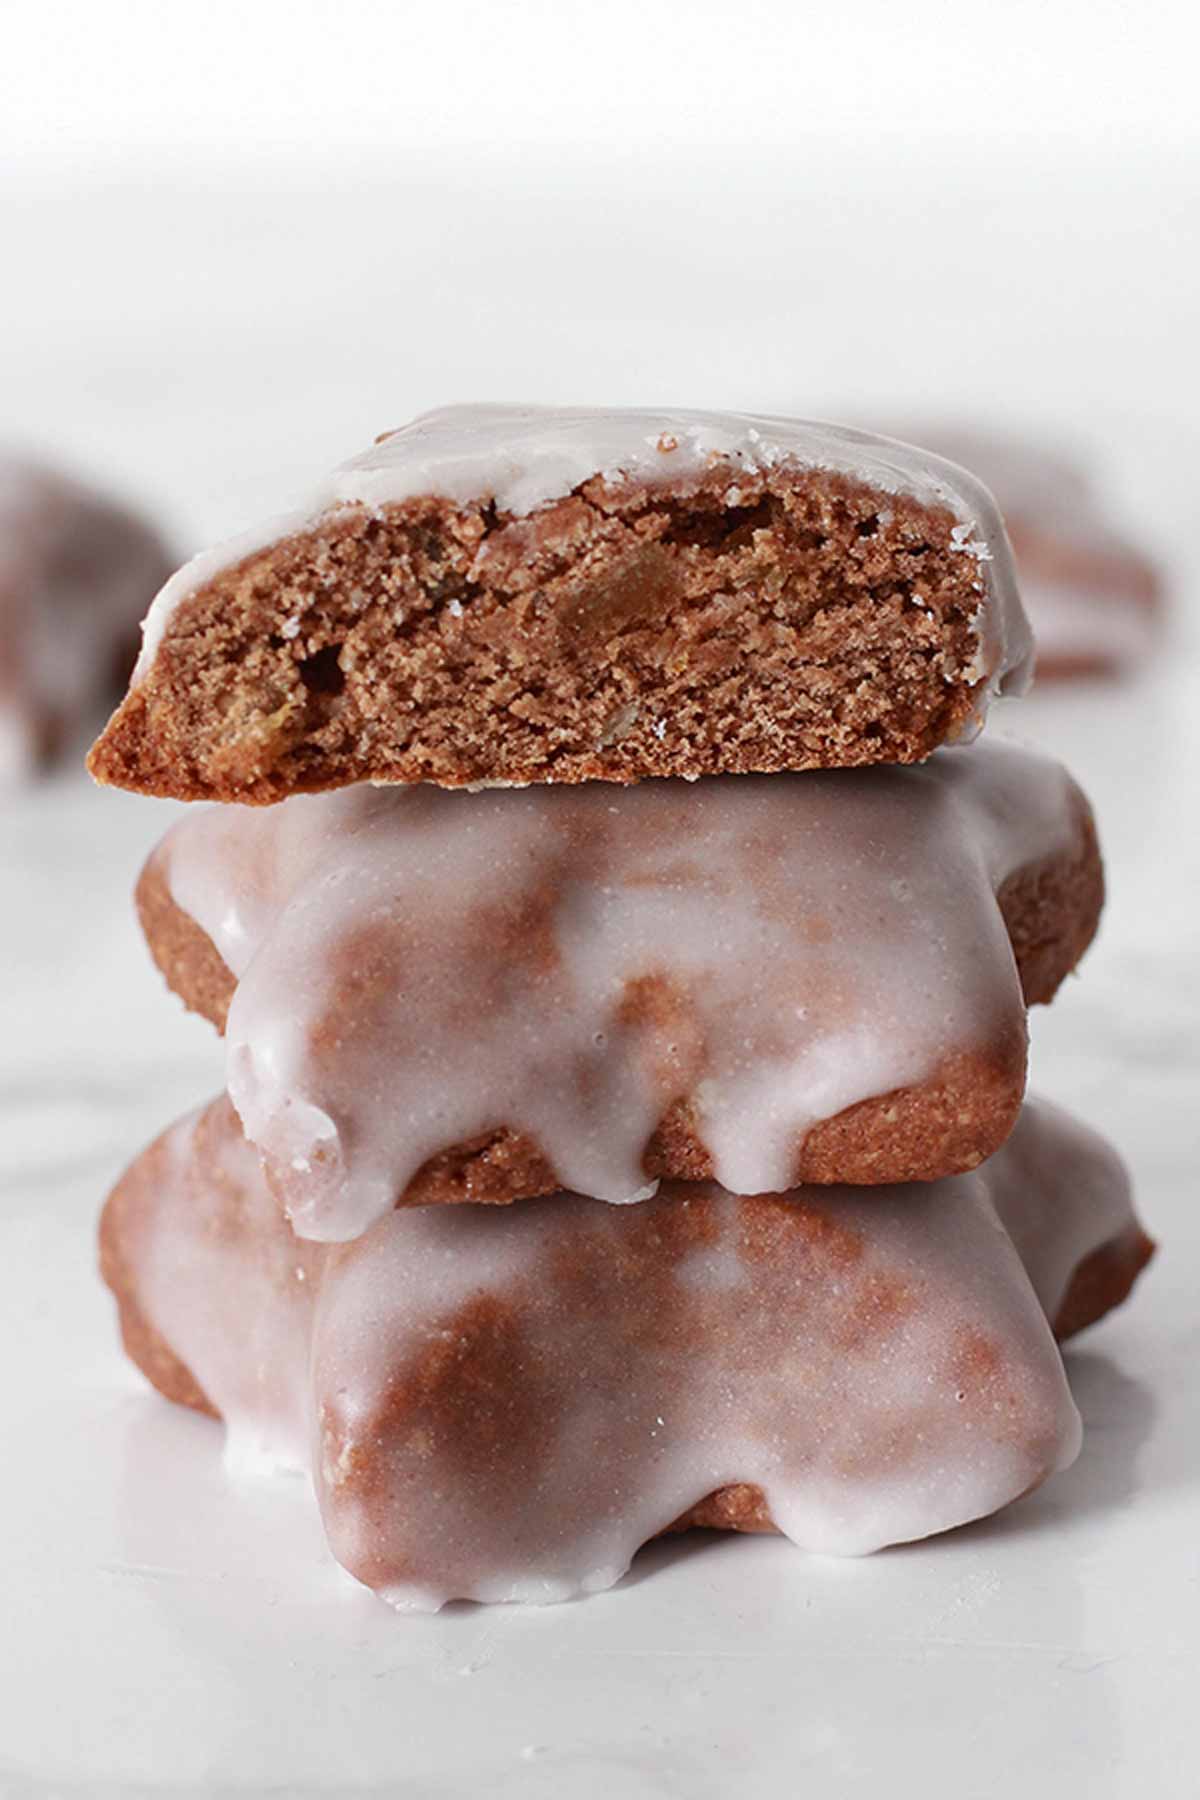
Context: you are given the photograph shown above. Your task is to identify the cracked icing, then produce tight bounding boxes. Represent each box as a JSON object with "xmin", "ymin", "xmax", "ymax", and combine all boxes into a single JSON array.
[{"xmin": 154, "ymin": 740, "xmax": 1090, "ymax": 1241}]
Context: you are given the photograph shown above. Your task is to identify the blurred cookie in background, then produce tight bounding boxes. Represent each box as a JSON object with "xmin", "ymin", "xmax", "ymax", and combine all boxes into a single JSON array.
[
  {"xmin": 0, "ymin": 453, "xmax": 173, "ymax": 783},
  {"xmin": 885, "ymin": 426, "xmax": 1166, "ymax": 681}
]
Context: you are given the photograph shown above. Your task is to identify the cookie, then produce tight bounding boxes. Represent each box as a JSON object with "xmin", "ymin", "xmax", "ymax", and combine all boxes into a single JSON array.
[
  {"xmin": 889, "ymin": 427, "xmax": 1164, "ymax": 679},
  {"xmin": 99, "ymin": 1093, "xmax": 1152, "ymax": 1610},
  {"xmin": 136, "ymin": 740, "xmax": 1102, "ymax": 1239},
  {"xmin": 0, "ymin": 452, "xmax": 172, "ymax": 780},
  {"xmin": 87, "ymin": 406, "xmax": 1033, "ymax": 802}
]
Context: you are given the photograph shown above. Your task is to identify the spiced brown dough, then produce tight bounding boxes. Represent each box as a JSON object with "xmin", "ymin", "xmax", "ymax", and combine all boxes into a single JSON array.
[
  {"xmin": 90, "ymin": 465, "xmax": 1020, "ymax": 802},
  {"xmin": 134, "ymin": 786, "xmax": 1103, "ymax": 1201}
]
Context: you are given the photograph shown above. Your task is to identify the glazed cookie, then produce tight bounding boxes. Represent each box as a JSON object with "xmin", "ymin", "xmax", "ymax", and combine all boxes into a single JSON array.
[
  {"xmin": 99, "ymin": 1094, "xmax": 1152, "ymax": 1610},
  {"xmin": 889, "ymin": 427, "xmax": 1164, "ymax": 679},
  {"xmin": 88, "ymin": 406, "xmax": 1033, "ymax": 801},
  {"xmin": 0, "ymin": 452, "xmax": 172, "ymax": 780},
  {"xmin": 137, "ymin": 740, "xmax": 1102, "ymax": 1239}
]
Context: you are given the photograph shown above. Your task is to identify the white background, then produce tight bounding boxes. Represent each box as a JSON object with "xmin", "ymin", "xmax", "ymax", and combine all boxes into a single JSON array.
[
  {"xmin": 6, "ymin": 1, "xmax": 1200, "ymax": 158},
  {"xmin": 1, "ymin": 5, "xmax": 1198, "ymax": 1797},
  {"xmin": 3, "ymin": 0, "xmax": 1200, "ymax": 551}
]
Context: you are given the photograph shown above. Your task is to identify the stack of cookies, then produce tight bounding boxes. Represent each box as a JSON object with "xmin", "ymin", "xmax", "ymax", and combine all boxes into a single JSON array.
[{"xmin": 92, "ymin": 407, "xmax": 1153, "ymax": 1610}]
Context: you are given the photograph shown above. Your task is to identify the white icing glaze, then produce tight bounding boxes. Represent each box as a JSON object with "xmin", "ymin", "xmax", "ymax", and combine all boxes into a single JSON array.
[
  {"xmin": 121, "ymin": 1103, "xmax": 320, "ymax": 1478},
  {"xmin": 156, "ymin": 740, "xmax": 1089, "ymax": 1242},
  {"xmin": 983, "ymin": 1096, "xmax": 1135, "ymax": 1323},
  {"xmin": 880, "ymin": 429, "xmax": 1095, "ymax": 532},
  {"xmin": 113, "ymin": 1096, "xmax": 1139, "ymax": 1610},
  {"xmin": 132, "ymin": 405, "xmax": 1033, "ymax": 696}
]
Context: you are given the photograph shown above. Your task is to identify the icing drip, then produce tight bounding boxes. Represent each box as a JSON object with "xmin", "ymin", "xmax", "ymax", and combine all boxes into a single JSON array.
[
  {"xmin": 123, "ymin": 1105, "xmax": 321, "ymax": 1477},
  {"xmin": 158, "ymin": 741, "xmax": 1088, "ymax": 1242},
  {"xmin": 113, "ymin": 1097, "xmax": 1137, "ymax": 1610},
  {"xmin": 133, "ymin": 405, "xmax": 1033, "ymax": 695}
]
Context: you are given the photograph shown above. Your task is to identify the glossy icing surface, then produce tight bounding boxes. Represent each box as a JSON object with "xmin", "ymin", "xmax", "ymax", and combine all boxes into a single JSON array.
[
  {"xmin": 154, "ymin": 741, "xmax": 1088, "ymax": 1240},
  {"xmin": 133, "ymin": 406, "xmax": 1033, "ymax": 693},
  {"xmin": 112, "ymin": 1096, "xmax": 1135, "ymax": 1610}
]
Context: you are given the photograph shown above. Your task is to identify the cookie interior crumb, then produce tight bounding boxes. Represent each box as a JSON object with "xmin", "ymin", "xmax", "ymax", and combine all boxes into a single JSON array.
[{"xmin": 91, "ymin": 464, "xmax": 998, "ymax": 801}]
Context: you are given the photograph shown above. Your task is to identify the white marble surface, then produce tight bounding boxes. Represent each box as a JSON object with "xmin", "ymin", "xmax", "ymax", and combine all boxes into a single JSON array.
[{"xmin": 1, "ymin": 150, "xmax": 1198, "ymax": 1799}]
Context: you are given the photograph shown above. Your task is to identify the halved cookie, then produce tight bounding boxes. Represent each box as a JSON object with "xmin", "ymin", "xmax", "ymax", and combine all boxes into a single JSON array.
[{"xmin": 89, "ymin": 406, "xmax": 1032, "ymax": 801}]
